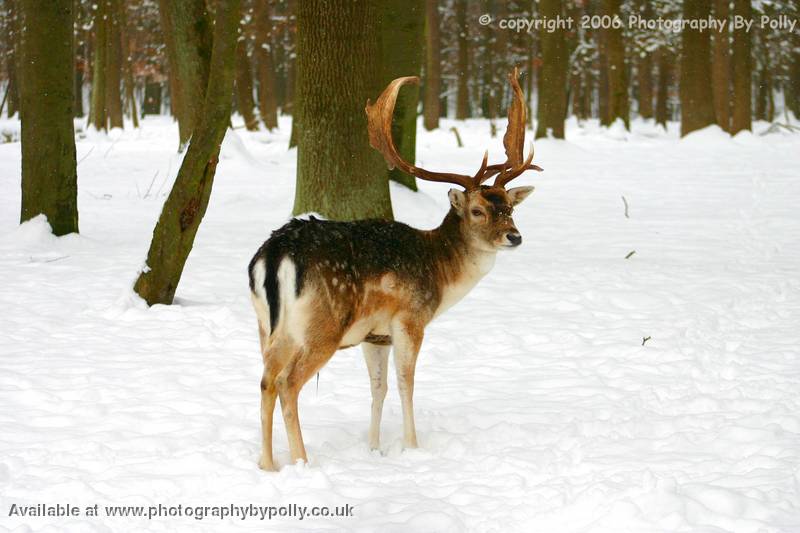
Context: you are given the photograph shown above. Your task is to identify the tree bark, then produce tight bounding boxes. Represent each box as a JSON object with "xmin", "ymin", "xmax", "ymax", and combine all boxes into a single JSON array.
[
  {"xmin": 90, "ymin": 0, "xmax": 108, "ymax": 130},
  {"xmin": 143, "ymin": 79, "xmax": 161, "ymax": 115},
  {"xmin": 603, "ymin": 0, "xmax": 629, "ymax": 128},
  {"xmin": 598, "ymin": 29, "xmax": 610, "ymax": 125},
  {"xmin": 134, "ymin": 0, "xmax": 241, "ymax": 306},
  {"xmin": 680, "ymin": 0, "xmax": 716, "ymax": 136},
  {"xmin": 293, "ymin": 0, "xmax": 392, "ymax": 221},
  {"xmin": 19, "ymin": 0, "xmax": 79, "ymax": 236},
  {"xmin": 755, "ymin": 65, "xmax": 773, "ymax": 122},
  {"xmin": 655, "ymin": 48, "xmax": 672, "ymax": 128},
  {"xmin": 254, "ymin": 0, "xmax": 278, "ymax": 130},
  {"xmin": 379, "ymin": 0, "xmax": 423, "ymax": 191},
  {"xmin": 731, "ymin": 0, "xmax": 752, "ymax": 134},
  {"xmin": 157, "ymin": 0, "xmax": 213, "ymax": 148},
  {"xmin": 118, "ymin": 0, "xmax": 139, "ymax": 128},
  {"xmin": 105, "ymin": 0, "xmax": 124, "ymax": 129},
  {"xmin": 711, "ymin": 0, "xmax": 730, "ymax": 131},
  {"xmin": 535, "ymin": 0, "xmax": 567, "ymax": 139},
  {"xmin": 4, "ymin": 0, "xmax": 20, "ymax": 117},
  {"xmin": 235, "ymin": 41, "xmax": 259, "ymax": 131},
  {"xmin": 423, "ymin": 0, "xmax": 441, "ymax": 131},
  {"xmin": 637, "ymin": 53, "xmax": 653, "ymax": 119},
  {"xmin": 455, "ymin": 0, "xmax": 470, "ymax": 119}
]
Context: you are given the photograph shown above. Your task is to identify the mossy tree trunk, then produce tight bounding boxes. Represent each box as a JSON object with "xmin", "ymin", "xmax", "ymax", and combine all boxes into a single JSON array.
[
  {"xmin": 157, "ymin": 0, "xmax": 213, "ymax": 148},
  {"xmin": 604, "ymin": 0, "xmax": 629, "ymax": 129},
  {"xmin": 535, "ymin": 0, "xmax": 567, "ymax": 139},
  {"xmin": 711, "ymin": 0, "xmax": 730, "ymax": 131},
  {"xmin": 254, "ymin": 0, "xmax": 278, "ymax": 131},
  {"xmin": 379, "ymin": 0, "xmax": 423, "ymax": 191},
  {"xmin": 680, "ymin": 0, "xmax": 716, "ymax": 136},
  {"xmin": 292, "ymin": 0, "xmax": 392, "ymax": 221},
  {"xmin": 19, "ymin": 0, "xmax": 79, "ymax": 236},
  {"xmin": 731, "ymin": 0, "xmax": 752, "ymax": 134},
  {"xmin": 134, "ymin": 0, "xmax": 240, "ymax": 306},
  {"xmin": 235, "ymin": 41, "xmax": 259, "ymax": 131},
  {"xmin": 455, "ymin": 0, "xmax": 469, "ymax": 120},
  {"xmin": 422, "ymin": 0, "xmax": 441, "ymax": 131}
]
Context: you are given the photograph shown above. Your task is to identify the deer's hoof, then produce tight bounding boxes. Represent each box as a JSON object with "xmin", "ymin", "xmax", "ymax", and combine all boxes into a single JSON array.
[{"xmin": 258, "ymin": 457, "xmax": 277, "ymax": 472}]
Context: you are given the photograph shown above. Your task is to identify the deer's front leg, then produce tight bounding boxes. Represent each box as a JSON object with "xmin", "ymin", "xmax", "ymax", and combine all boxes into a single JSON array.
[
  {"xmin": 362, "ymin": 342, "xmax": 390, "ymax": 450},
  {"xmin": 391, "ymin": 320, "xmax": 424, "ymax": 449}
]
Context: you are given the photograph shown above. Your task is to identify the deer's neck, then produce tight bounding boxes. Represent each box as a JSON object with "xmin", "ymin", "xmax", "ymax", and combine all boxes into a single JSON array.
[{"xmin": 428, "ymin": 209, "xmax": 496, "ymax": 317}]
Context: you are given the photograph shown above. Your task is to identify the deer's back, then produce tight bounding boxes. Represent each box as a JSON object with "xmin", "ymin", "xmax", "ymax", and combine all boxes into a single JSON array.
[{"xmin": 248, "ymin": 217, "xmax": 445, "ymax": 344}]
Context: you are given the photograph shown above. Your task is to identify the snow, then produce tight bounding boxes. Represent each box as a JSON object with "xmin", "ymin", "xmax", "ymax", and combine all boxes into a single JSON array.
[{"xmin": 1, "ymin": 114, "xmax": 799, "ymax": 532}]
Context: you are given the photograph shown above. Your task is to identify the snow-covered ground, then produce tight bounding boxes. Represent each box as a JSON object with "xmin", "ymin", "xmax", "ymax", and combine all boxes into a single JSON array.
[{"xmin": 1, "ymin": 114, "xmax": 799, "ymax": 532}]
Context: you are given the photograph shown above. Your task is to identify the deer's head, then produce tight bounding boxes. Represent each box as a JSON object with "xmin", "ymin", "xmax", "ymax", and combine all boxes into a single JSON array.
[{"xmin": 366, "ymin": 68, "xmax": 541, "ymax": 253}]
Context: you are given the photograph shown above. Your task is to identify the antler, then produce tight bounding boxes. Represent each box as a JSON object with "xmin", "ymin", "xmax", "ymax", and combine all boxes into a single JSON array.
[
  {"xmin": 366, "ymin": 76, "xmax": 481, "ymax": 190},
  {"xmin": 492, "ymin": 67, "xmax": 542, "ymax": 188},
  {"xmin": 365, "ymin": 68, "xmax": 541, "ymax": 191}
]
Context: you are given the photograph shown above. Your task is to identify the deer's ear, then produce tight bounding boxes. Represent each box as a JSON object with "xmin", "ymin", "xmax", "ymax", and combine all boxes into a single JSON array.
[
  {"xmin": 448, "ymin": 189, "xmax": 467, "ymax": 214},
  {"xmin": 506, "ymin": 186, "xmax": 534, "ymax": 206}
]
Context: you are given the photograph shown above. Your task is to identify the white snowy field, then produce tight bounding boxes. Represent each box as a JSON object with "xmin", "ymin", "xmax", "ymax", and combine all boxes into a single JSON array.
[{"xmin": 0, "ymin": 114, "xmax": 799, "ymax": 533}]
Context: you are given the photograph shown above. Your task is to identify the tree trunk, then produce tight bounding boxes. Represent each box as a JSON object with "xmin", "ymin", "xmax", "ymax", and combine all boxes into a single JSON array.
[
  {"xmin": 235, "ymin": 41, "xmax": 259, "ymax": 131},
  {"xmin": 455, "ymin": 0, "xmax": 469, "ymax": 120},
  {"xmin": 637, "ymin": 53, "xmax": 653, "ymax": 119},
  {"xmin": 143, "ymin": 78, "xmax": 161, "ymax": 115},
  {"xmin": 105, "ymin": 0, "xmax": 124, "ymax": 129},
  {"xmin": 680, "ymin": 0, "xmax": 716, "ymax": 136},
  {"xmin": 134, "ymin": 0, "xmax": 240, "ymax": 306},
  {"xmin": 379, "ymin": 0, "xmax": 423, "ymax": 191},
  {"xmin": 604, "ymin": 0, "xmax": 629, "ymax": 128},
  {"xmin": 74, "ymin": 58, "xmax": 85, "ymax": 118},
  {"xmin": 655, "ymin": 48, "xmax": 672, "ymax": 128},
  {"xmin": 118, "ymin": 0, "xmax": 138, "ymax": 128},
  {"xmin": 711, "ymin": 0, "xmax": 730, "ymax": 131},
  {"xmin": 254, "ymin": 0, "xmax": 278, "ymax": 130},
  {"xmin": 90, "ymin": 0, "xmax": 108, "ymax": 130},
  {"xmin": 535, "ymin": 0, "xmax": 567, "ymax": 139},
  {"xmin": 157, "ymin": 0, "xmax": 213, "ymax": 148},
  {"xmin": 4, "ymin": 0, "xmax": 20, "ymax": 117},
  {"xmin": 19, "ymin": 0, "xmax": 79, "ymax": 236},
  {"xmin": 422, "ymin": 0, "xmax": 441, "ymax": 131},
  {"xmin": 755, "ymin": 65, "xmax": 773, "ymax": 122},
  {"xmin": 598, "ymin": 30, "xmax": 610, "ymax": 125},
  {"xmin": 731, "ymin": 0, "xmax": 752, "ymax": 134},
  {"xmin": 788, "ymin": 55, "xmax": 800, "ymax": 119},
  {"xmin": 293, "ymin": 0, "xmax": 392, "ymax": 220}
]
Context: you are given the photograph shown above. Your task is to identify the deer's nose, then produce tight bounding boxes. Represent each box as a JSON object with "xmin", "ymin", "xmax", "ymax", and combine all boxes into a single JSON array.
[{"xmin": 506, "ymin": 232, "xmax": 522, "ymax": 247}]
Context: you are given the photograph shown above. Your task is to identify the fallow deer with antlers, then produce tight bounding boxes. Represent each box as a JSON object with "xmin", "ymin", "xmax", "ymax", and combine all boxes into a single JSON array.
[{"xmin": 248, "ymin": 68, "xmax": 541, "ymax": 470}]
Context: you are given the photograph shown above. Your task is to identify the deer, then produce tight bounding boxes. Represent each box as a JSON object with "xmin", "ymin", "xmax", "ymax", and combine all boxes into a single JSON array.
[{"xmin": 248, "ymin": 68, "xmax": 542, "ymax": 471}]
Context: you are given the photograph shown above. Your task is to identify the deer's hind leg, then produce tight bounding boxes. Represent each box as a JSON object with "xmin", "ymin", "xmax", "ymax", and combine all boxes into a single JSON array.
[
  {"xmin": 362, "ymin": 342, "xmax": 390, "ymax": 450},
  {"xmin": 258, "ymin": 324, "xmax": 284, "ymax": 471},
  {"xmin": 275, "ymin": 335, "xmax": 341, "ymax": 465}
]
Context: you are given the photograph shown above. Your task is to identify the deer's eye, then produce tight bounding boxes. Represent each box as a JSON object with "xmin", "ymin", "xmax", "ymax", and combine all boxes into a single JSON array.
[{"xmin": 471, "ymin": 208, "xmax": 484, "ymax": 217}]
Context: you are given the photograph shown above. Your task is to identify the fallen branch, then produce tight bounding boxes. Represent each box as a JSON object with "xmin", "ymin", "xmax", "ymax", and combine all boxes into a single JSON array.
[
  {"xmin": 621, "ymin": 195, "xmax": 629, "ymax": 218},
  {"xmin": 625, "ymin": 250, "xmax": 636, "ymax": 259}
]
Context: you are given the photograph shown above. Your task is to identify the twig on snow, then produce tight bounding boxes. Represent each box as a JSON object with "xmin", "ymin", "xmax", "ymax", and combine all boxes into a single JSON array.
[
  {"xmin": 450, "ymin": 126, "xmax": 464, "ymax": 148},
  {"xmin": 642, "ymin": 336, "xmax": 651, "ymax": 346},
  {"xmin": 625, "ymin": 250, "xmax": 636, "ymax": 259},
  {"xmin": 621, "ymin": 195, "xmax": 630, "ymax": 218}
]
